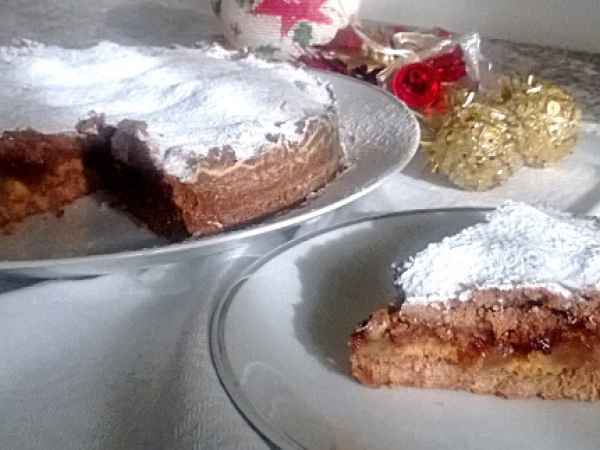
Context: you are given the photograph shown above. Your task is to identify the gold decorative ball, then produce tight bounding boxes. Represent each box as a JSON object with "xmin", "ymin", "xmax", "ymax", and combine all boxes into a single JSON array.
[
  {"xmin": 424, "ymin": 93, "xmax": 525, "ymax": 191},
  {"xmin": 501, "ymin": 75, "xmax": 581, "ymax": 167}
]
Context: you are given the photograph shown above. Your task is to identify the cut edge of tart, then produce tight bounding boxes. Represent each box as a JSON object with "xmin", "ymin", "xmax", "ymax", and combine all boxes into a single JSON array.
[{"xmin": 0, "ymin": 130, "xmax": 100, "ymax": 231}]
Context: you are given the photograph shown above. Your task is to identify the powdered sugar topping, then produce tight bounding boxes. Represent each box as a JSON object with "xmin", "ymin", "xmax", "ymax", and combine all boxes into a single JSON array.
[
  {"xmin": 395, "ymin": 202, "xmax": 600, "ymax": 304},
  {"xmin": 0, "ymin": 41, "xmax": 336, "ymax": 181}
]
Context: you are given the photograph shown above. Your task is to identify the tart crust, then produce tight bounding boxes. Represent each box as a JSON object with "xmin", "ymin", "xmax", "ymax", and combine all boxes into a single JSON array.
[
  {"xmin": 0, "ymin": 116, "xmax": 343, "ymax": 239},
  {"xmin": 350, "ymin": 288, "xmax": 600, "ymax": 400},
  {"xmin": 100, "ymin": 116, "xmax": 343, "ymax": 238}
]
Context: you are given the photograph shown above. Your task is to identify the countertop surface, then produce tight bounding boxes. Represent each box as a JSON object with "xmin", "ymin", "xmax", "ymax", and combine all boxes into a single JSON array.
[
  {"xmin": 484, "ymin": 39, "xmax": 600, "ymax": 124},
  {"xmin": 1, "ymin": 2, "xmax": 599, "ymax": 450},
  {"xmin": 2, "ymin": 0, "xmax": 600, "ymax": 123}
]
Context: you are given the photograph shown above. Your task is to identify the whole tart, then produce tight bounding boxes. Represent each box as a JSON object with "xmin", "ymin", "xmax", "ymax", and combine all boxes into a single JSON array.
[
  {"xmin": 0, "ymin": 42, "xmax": 343, "ymax": 238},
  {"xmin": 350, "ymin": 202, "xmax": 600, "ymax": 400}
]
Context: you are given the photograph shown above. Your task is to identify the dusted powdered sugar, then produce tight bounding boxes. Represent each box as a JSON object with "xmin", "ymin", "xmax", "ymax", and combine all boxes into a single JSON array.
[
  {"xmin": 0, "ymin": 41, "xmax": 336, "ymax": 181},
  {"xmin": 394, "ymin": 202, "xmax": 600, "ymax": 304}
]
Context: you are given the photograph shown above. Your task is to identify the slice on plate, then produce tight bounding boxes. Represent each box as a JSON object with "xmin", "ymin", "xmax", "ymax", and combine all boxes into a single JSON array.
[{"xmin": 350, "ymin": 202, "xmax": 600, "ymax": 400}]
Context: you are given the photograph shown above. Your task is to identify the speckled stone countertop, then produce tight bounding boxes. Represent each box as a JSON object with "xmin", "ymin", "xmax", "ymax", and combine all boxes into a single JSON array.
[{"xmin": 484, "ymin": 39, "xmax": 600, "ymax": 124}]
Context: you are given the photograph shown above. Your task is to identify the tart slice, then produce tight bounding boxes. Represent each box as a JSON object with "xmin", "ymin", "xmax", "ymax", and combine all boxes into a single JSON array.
[{"xmin": 350, "ymin": 202, "xmax": 600, "ymax": 400}]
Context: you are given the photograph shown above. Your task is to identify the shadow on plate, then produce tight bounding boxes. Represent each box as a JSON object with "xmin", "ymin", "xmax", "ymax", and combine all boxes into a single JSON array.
[
  {"xmin": 292, "ymin": 224, "xmax": 396, "ymax": 377},
  {"xmin": 291, "ymin": 212, "xmax": 483, "ymax": 378},
  {"xmin": 291, "ymin": 211, "xmax": 488, "ymax": 378}
]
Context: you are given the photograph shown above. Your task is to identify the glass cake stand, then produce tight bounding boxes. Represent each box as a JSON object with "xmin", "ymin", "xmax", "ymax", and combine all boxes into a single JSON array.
[{"xmin": 0, "ymin": 72, "xmax": 419, "ymax": 277}]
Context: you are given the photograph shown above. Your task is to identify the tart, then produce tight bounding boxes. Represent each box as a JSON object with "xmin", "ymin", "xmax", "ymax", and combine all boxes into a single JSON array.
[
  {"xmin": 0, "ymin": 42, "xmax": 343, "ymax": 238},
  {"xmin": 350, "ymin": 202, "xmax": 600, "ymax": 400}
]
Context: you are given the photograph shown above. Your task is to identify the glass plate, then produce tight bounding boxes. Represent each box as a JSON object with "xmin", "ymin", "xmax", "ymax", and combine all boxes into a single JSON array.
[{"xmin": 211, "ymin": 209, "xmax": 600, "ymax": 450}]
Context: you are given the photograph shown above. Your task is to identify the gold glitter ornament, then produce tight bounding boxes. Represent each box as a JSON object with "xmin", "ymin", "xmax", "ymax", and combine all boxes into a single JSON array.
[
  {"xmin": 501, "ymin": 75, "xmax": 581, "ymax": 167},
  {"xmin": 423, "ymin": 91, "xmax": 525, "ymax": 191}
]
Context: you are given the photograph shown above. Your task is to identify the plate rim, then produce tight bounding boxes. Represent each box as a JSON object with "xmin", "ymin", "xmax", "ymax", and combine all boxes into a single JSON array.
[
  {"xmin": 209, "ymin": 207, "xmax": 493, "ymax": 450},
  {"xmin": 0, "ymin": 72, "xmax": 421, "ymax": 272}
]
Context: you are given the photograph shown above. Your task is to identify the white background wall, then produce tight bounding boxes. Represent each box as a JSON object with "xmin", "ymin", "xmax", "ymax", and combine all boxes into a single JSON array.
[{"xmin": 358, "ymin": 0, "xmax": 600, "ymax": 53}]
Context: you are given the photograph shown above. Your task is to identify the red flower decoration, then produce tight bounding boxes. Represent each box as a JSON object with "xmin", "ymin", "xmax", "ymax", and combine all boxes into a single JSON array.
[
  {"xmin": 391, "ymin": 62, "xmax": 441, "ymax": 109},
  {"xmin": 390, "ymin": 46, "xmax": 467, "ymax": 110},
  {"xmin": 426, "ymin": 46, "xmax": 467, "ymax": 82}
]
